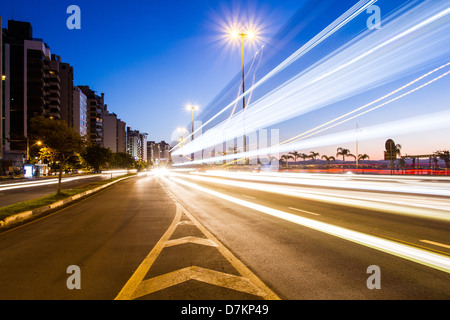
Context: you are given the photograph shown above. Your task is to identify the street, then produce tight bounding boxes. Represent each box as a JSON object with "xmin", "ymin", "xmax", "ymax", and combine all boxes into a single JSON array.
[
  {"xmin": 0, "ymin": 170, "xmax": 448, "ymax": 300},
  {"xmin": 0, "ymin": 170, "xmax": 133, "ymax": 207}
]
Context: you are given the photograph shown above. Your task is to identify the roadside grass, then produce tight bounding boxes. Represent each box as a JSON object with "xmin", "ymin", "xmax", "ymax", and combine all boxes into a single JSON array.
[{"xmin": 0, "ymin": 173, "xmax": 136, "ymax": 221}]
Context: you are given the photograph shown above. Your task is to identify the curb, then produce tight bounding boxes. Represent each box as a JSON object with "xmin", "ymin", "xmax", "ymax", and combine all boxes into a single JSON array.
[{"xmin": 0, "ymin": 175, "xmax": 135, "ymax": 230}]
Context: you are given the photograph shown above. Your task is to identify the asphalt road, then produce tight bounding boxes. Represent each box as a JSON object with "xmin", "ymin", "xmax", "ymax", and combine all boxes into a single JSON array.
[
  {"xmin": 0, "ymin": 170, "xmax": 448, "ymax": 300},
  {"xmin": 0, "ymin": 171, "xmax": 131, "ymax": 208}
]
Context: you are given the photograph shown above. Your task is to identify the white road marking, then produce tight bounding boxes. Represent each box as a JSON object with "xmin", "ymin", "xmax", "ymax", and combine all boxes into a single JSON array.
[{"xmin": 288, "ymin": 207, "xmax": 320, "ymax": 216}]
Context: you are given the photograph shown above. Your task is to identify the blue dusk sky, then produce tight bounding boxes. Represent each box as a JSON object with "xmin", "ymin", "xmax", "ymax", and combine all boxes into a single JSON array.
[{"xmin": 1, "ymin": 0, "xmax": 449, "ymax": 160}]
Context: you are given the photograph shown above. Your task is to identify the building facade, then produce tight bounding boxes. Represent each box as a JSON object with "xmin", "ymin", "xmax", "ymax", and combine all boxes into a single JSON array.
[
  {"xmin": 78, "ymin": 85, "xmax": 105, "ymax": 147},
  {"xmin": 103, "ymin": 108, "xmax": 126, "ymax": 154},
  {"xmin": 127, "ymin": 127, "xmax": 147, "ymax": 162},
  {"xmin": 72, "ymin": 86, "xmax": 87, "ymax": 136}
]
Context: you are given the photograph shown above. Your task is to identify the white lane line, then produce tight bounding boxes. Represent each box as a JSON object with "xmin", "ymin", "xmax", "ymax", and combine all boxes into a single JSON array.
[
  {"xmin": 420, "ymin": 240, "xmax": 450, "ymax": 250},
  {"xmin": 288, "ymin": 207, "xmax": 321, "ymax": 216},
  {"xmin": 241, "ymin": 195, "xmax": 256, "ymax": 200},
  {"xmin": 170, "ymin": 176, "xmax": 450, "ymax": 274}
]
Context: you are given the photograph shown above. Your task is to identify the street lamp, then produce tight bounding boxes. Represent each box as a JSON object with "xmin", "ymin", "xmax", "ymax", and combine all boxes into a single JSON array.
[
  {"xmin": 27, "ymin": 139, "xmax": 43, "ymax": 162},
  {"xmin": 7, "ymin": 138, "xmax": 43, "ymax": 162},
  {"xmin": 230, "ymin": 29, "xmax": 256, "ymax": 165},
  {"xmin": 186, "ymin": 104, "xmax": 199, "ymax": 161}
]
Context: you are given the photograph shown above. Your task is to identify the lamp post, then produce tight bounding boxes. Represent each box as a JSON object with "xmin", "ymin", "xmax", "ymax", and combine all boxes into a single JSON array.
[
  {"xmin": 7, "ymin": 138, "xmax": 42, "ymax": 163},
  {"xmin": 231, "ymin": 30, "xmax": 255, "ymax": 165},
  {"xmin": 26, "ymin": 139, "xmax": 43, "ymax": 162},
  {"xmin": 186, "ymin": 104, "xmax": 199, "ymax": 161}
]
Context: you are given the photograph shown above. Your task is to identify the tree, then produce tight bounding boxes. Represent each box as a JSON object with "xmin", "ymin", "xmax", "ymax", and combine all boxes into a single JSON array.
[
  {"xmin": 390, "ymin": 144, "xmax": 402, "ymax": 173},
  {"xmin": 358, "ymin": 154, "xmax": 370, "ymax": 164},
  {"xmin": 397, "ymin": 158, "xmax": 406, "ymax": 174},
  {"xmin": 289, "ymin": 151, "xmax": 300, "ymax": 165},
  {"xmin": 30, "ymin": 116, "xmax": 85, "ymax": 195},
  {"xmin": 336, "ymin": 147, "xmax": 355, "ymax": 171},
  {"xmin": 299, "ymin": 153, "xmax": 309, "ymax": 166},
  {"xmin": 309, "ymin": 151, "xmax": 320, "ymax": 164},
  {"xmin": 110, "ymin": 152, "xmax": 136, "ymax": 169},
  {"xmin": 358, "ymin": 154, "xmax": 370, "ymax": 173},
  {"xmin": 321, "ymin": 155, "xmax": 336, "ymax": 167},
  {"xmin": 81, "ymin": 144, "xmax": 112, "ymax": 172},
  {"xmin": 280, "ymin": 154, "xmax": 293, "ymax": 168},
  {"xmin": 435, "ymin": 150, "xmax": 450, "ymax": 169}
]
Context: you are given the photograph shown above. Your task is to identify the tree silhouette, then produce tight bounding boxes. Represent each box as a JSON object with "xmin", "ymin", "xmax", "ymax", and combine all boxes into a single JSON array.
[
  {"xmin": 30, "ymin": 116, "xmax": 85, "ymax": 195},
  {"xmin": 336, "ymin": 147, "xmax": 355, "ymax": 171}
]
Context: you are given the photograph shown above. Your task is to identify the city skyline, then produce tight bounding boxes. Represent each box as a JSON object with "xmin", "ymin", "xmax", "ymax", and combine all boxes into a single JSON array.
[
  {"xmin": 0, "ymin": 0, "xmax": 301, "ymax": 143},
  {"xmin": 1, "ymin": 0, "xmax": 449, "ymax": 161}
]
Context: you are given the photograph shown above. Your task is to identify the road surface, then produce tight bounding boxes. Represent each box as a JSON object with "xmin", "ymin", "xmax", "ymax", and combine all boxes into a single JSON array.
[
  {"xmin": 0, "ymin": 170, "xmax": 133, "ymax": 208},
  {"xmin": 0, "ymin": 169, "xmax": 448, "ymax": 300}
]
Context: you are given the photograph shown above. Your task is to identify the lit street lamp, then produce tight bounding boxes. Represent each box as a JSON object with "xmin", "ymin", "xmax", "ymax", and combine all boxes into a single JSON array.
[
  {"xmin": 27, "ymin": 139, "xmax": 43, "ymax": 162},
  {"xmin": 186, "ymin": 104, "xmax": 199, "ymax": 161},
  {"xmin": 231, "ymin": 30, "xmax": 256, "ymax": 165},
  {"xmin": 7, "ymin": 138, "xmax": 43, "ymax": 162}
]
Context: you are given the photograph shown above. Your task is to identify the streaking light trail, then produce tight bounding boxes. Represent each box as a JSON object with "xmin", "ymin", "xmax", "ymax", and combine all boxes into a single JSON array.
[
  {"xmin": 166, "ymin": 174, "xmax": 450, "ymax": 273},
  {"xmin": 171, "ymin": 0, "xmax": 378, "ymax": 152},
  {"xmin": 168, "ymin": 171, "xmax": 450, "ymax": 222},
  {"xmin": 174, "ymin": 108, "xmax": 450, "ymax": 166},
  {"xmin": 172, "ymin": 0, "xmax": 450, "ymax": 164}
]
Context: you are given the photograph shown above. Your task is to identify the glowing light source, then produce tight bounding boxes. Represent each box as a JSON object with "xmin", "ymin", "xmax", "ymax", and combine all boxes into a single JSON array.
[
  {"xmin": 230, "ymin": 30, "xmax": 239, "ymax": 39},
  {"xmin": 186, "ymin": 104, "xmax": 199, "ymax": 111},
  {"xmin": 172, "ymin": 1, "xmax": 450, "ymax": 162}
]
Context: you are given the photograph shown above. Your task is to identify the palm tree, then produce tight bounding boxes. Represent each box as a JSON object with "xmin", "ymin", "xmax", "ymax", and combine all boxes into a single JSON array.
[
  {"xmin": 435, "ymin": 150, "xmax": 450, "ymax": 169},
  {"xmin": 280, "ymin": 154, "xmax": 293, "ymax": 168},
  {"xmin": 358, "ymin": 154, "xmax": 370, "ymax": 165},
  {"xmin": 397, "ymin": 158, "xmax": 406, "ymax": 174},
  {"xmin": 309, "ymin": 151, "xmax": 320, "ymax": 164},
  {"xmin": 358, "ymin": 154, "xmax": 370, "ymax": 173},
  {"xmin": 336, "ymin": 147, "xmax": 355, "ymax": 170},
  {"xmin": 289, "ymin": 151, "xmax": 301, "ymax": 166},
  {"xmin": 390, "ymin": 144, "xmax": 402, "ymax": 173},
  {"xmin": 321, "ymin": 155, "xmax": 335, "ymax": 168},
  {"xmin": 299, "ymin": 153, "xmax": 309, "ymax": 166}
]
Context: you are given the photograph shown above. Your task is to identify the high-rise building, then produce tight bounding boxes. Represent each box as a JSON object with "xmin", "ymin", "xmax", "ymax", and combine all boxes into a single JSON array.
[
  {"xmin": 78, "ymin": 85, "xmax": 105, "ymax": 147},
  {"xmin": 72, "ymin": 86, "xmax": 87, "ymax": 136},
  {"xmin": 147, "ymin": 141, "xmax": 158, "ymax": 163},
  {"xmin": 59, "ymin": 62, "xmax": 74, "ymax": 127},
  {"xmin": 117, "ymin": 119, "xmax": 126, "ymax": 153},
  {"xmin": 47, "ymin": 54, "xmax": 62, "ymax": 120},
  {"xmin": 147, "ymin": 140, "xmax": 171, "ymax": 164},
  {"xmin": 103, "ymin": 108, "xmax": 126, "ymax": 153},
  {"xmin": 1, "ymin": 20, "xmax": 67, "ymax": 170},
  {"xmin": 126, "ymin": 127, "xmax": 147, "ymax": 162}
]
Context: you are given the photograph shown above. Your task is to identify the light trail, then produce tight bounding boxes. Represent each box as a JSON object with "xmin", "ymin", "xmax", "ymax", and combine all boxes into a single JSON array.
[
  {"xmin": 167, "ymin": 171, "xmax": 450, "ymax": 222},
  {"xmin": 280, "ymin": 62, "xmax": 450, "ymax": 146},
  {"xmin": 191, "ymin": 170, "xmax": 450, "ymax": 197},
  {"xmin": 0, "ymin": 170, "xmax": 134, "ymax": 192},
  {"xmin": 174, "ymin": 108, "xmax": 450, "ymax": 166},
  {"xmin": 170, "ymin": 0, "xmax": 378, "ymax": 152},
  {"xmin": 167, "ymin": 175, "xmax": 450, "ymax": 274},
  {"xmin": 172, "ymin": 1, "xmax": 450, "ymax": 162}
]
